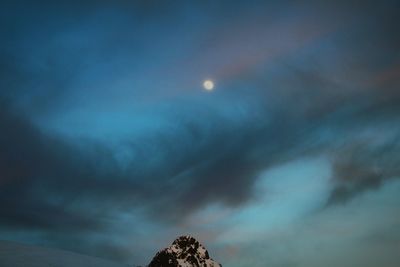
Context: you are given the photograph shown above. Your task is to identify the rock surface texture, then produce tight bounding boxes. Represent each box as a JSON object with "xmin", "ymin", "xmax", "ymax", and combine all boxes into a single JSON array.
[{"xmin": 148, "ymin": 236, "xmax": 222, "ymax": 267}]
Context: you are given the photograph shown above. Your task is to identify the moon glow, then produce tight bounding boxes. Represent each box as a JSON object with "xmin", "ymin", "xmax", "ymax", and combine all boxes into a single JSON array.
[{"xmin": 203, "ymin": 80, "xmax": 214, "ymax": 91}]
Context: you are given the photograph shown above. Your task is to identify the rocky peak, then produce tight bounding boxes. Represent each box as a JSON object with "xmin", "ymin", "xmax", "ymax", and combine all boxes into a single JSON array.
[{"xmin": 148, "ymin": 235, "xmax": 221, "ymax": 267}]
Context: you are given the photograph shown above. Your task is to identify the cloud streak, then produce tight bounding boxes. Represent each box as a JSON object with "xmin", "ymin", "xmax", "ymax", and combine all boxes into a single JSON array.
[{"xmin": 0, "ymin": 0, "xmax": 400, "ymax": 265}]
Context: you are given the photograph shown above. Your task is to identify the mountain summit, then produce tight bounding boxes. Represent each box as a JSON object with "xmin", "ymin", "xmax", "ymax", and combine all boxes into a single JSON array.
[{"xmin": 148, "ymin": 235, "xmax": 222, "ymax": 267}]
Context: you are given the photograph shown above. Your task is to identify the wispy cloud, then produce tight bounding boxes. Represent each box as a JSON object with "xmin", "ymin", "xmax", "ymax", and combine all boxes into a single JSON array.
[{"xmin": 0, "ymin": 1, "xmax": 399, "ymax": 265}]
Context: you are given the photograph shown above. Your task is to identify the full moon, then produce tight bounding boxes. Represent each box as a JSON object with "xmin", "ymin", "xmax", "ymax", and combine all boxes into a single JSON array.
[{"xmin": 203, "ymin": 80, "xmax": 214, "ymax": 91}]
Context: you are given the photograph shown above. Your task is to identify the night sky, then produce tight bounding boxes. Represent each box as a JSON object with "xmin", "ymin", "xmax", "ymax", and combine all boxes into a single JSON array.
[{"xmin": 1, "ymin": 1, "xmax": 400, "ymax": 266}]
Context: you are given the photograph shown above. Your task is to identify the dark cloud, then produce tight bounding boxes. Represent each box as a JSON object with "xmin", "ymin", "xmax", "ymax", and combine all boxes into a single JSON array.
[
  {"xmin": 0, "ymin": 102, "xmax": 115, "ymax": 232},
  {"xmin": 1, "ymin": 0, "xmax": 400, "ymax": 264},
  {"xmin": 327, "ymin": 136, "xmax": 400, "ymax": 205}
]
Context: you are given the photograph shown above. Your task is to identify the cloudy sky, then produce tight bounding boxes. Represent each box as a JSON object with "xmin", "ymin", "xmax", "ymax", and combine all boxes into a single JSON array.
[{"xmin": 1, "ymin": 1, "xmax": 400, "ymax": 266}]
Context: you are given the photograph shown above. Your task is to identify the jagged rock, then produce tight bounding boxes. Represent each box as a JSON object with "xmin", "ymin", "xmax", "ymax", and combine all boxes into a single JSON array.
[{"xmin": 148, "ymin": 235, "xmax": 221, "ymax": 267}]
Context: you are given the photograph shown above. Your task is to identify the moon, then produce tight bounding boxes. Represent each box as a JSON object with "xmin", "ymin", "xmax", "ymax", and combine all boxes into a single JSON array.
[{"xmin": 203, "ymin": 80, "xmax": 214, "ymax": 91}]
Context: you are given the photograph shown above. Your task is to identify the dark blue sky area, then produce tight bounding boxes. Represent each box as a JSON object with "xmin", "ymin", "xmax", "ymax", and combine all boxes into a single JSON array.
[{"xmin": 1, "ymin": 1, "xmax": 400, "ymax": 266}]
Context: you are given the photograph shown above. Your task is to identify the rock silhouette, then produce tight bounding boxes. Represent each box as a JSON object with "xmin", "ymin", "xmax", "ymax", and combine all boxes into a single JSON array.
[{"xmin": 148, "ymin": 235, "xmax": 221, "ymax": 267}]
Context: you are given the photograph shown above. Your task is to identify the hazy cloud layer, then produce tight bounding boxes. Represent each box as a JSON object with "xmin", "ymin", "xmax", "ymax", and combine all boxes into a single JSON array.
[{"xmin": 1, "ymin": 1, "xmax": 399, "ymax": 265}]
